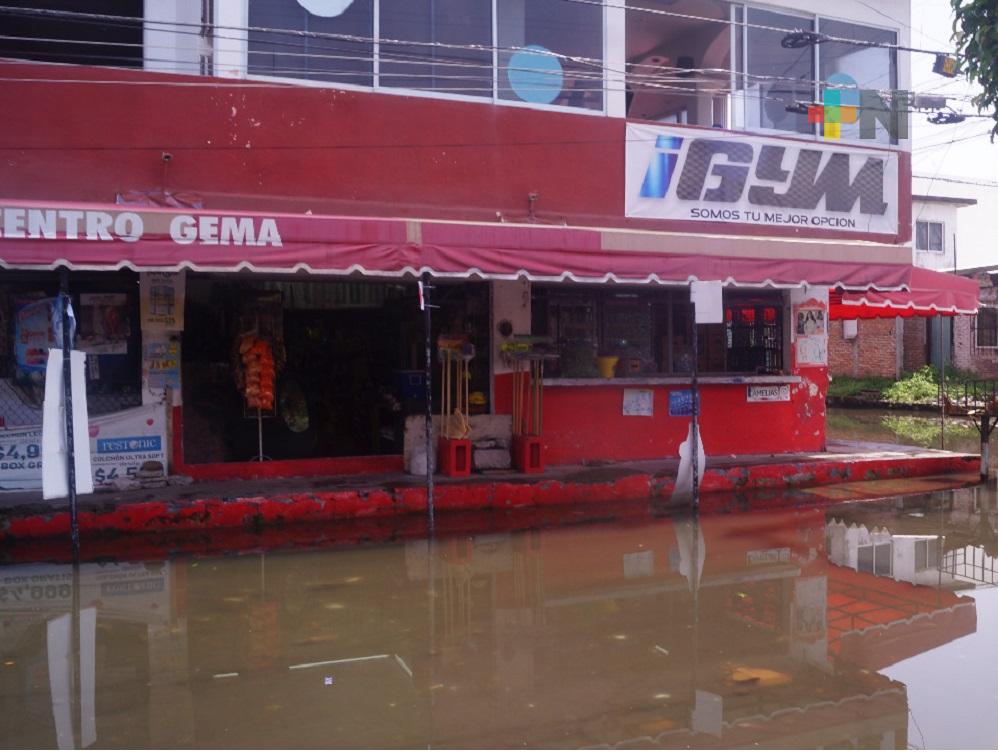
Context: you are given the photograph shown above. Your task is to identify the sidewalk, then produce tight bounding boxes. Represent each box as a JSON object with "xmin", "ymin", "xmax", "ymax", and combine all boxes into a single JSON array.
[{"xmin": 0, "ymin": 440, "xmax": 979, "ymax": 543}]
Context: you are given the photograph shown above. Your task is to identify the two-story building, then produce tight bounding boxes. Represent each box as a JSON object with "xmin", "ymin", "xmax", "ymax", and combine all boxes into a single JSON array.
[
  {"xmin": 829, "ymin": 192, "xmax": 978, "ymax": 379},
  {"xmin": 0, "ymin": 0, "xmax": 978, "ymax": 487}
]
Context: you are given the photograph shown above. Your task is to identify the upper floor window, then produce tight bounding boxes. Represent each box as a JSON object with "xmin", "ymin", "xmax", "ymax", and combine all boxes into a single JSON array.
[
  {"xmin": 624, "ymin": 3, "xmax": 899, "ymax": 141},
  {"xmin": 625, "ymin": 0, "xmax": 731, "ymax": 126},
  {"xmin": 0, "ymin": 0, "xmax": 143, "ymax": 68},
  {"xmin": 380, "ymin": 0, "xmax": 492, "ymax": 97},
  {"xmin": 915, "ymin": 220, "xmax": 944, "ymax": 252},
  {"xmin": 248, "ymin": 0, "xmax": 375, "ymax": 86},
  {"xmin": 245, "ymin": 0, "xmax": 603, "ymax": 111},
  {"xmin": 742, "ymin": 7, "xmax": 814, "ymax": 135},
  {"xmin": 818, "ymin": 19, "xmax": 897, "ymax": 144},
  {"xmin": 976, "ymin": 307, "xmax": 998, "ymax": 349}
]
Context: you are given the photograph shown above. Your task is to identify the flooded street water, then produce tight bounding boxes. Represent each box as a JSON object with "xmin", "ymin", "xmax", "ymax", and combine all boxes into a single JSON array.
[
  {"xmin": 828, "ymin": 406, "xmax": 994, "ymax": 471},
  {"xmin": 2, "ymin": 477, "xmax": 998, "ymax": 748}
]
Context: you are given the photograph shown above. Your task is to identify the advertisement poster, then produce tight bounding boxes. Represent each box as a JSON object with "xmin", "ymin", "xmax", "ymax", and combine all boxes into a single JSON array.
[
  {"xmin": 0, "ymin": 403, "xmax": 167, "ymax": 491},
  {"xmin": 624, "ymin": 122, "xmax": 899, "ymax": 235},
  {"xmin": 139, "ymin": 271, "xmax": 185, "ymax": 331},
  {"xmin": 142, "ymin": 336, "xmax": 181, "ymax": 405},
  {"xmin": 14, "ymin": 297, "xmax": 61, "ymax": 378},
  {"xmin": 78, "ymin": 293, "xmax": 131, "ymax": 355},
  {"xmin": 794, "ymin": 299, "xmax": 828, "ymax": 366},
  {"xmin": 668, "ymin": 389, "xmax": 700, "ymax": 417}
]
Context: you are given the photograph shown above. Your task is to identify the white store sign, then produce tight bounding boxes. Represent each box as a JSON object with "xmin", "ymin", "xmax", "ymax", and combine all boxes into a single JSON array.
[
  {"xmin": 0, "ymin": 403, "xmax": 167, "ymax": 491},
  {"xmin": 747, "ymin": 385, "xmax": 791, "ymax": 403},
  {"xmin": 625, "ymin": 123, "xmax": 899, "ymax": 236}
]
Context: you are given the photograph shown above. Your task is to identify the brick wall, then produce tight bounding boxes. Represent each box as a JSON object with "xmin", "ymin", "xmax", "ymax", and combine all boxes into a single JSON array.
[
  {"xmin": 828, "ymin": 320, "xmax": 857, "ymax": 376},
  {"xmin": 828, "ymin": 318, "xmax": 901, "ymax": 378},
  {"xmin": 902, "ymin": 317, "xmax": 928, "ymax": 373},
  {"xmin": 954, "ymin": 272, "xmax": 998, "ymax": 376}
]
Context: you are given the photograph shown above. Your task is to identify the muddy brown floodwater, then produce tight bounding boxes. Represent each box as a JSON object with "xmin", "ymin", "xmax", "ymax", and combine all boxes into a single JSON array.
[
  {"xmin": 2, "ymin": 479, "xmax": 998, "ymax": 749},
  {"xmin": 828, "ymin": 406, "xmax": 995, "ymax": 470}
]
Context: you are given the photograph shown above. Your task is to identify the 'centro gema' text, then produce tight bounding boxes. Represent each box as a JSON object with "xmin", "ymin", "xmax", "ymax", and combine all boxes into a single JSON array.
[{"xmin": 0, "ymin": 208, "xmax": 283, "ymax": 246}]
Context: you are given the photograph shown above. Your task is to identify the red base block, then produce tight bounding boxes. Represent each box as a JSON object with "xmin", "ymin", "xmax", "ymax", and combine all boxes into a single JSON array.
[
  {"xmin": 513, "ymin": 434, "xmax": 544, "ymax": 474},
  {"xmin": 438, "ymin": 437, "xmax": 472, "ymax": 477}
]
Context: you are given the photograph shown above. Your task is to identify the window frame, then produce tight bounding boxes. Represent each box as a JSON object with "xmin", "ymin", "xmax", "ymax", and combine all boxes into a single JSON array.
[
  {"xmin": 976, "ymin": 306, "xmax": 998, "ymax": 350},
  {"xmin": 233, "ymin": 0, "xmax": 610, "ymax": 117},
  {"xmin": 530, "ymin": 285, "xmax": 787, "ymax": 377},
  {"xmin": 730, "ymin": 3, "xmax": 901, "ymax": 145},
  {"xmin": 915, "ymin": 220, "xmax": 945, "ymax": 252}
]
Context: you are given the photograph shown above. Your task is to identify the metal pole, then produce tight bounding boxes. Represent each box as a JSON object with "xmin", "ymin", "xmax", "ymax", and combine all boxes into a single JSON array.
[
  {"xmin": 690, "ymin": 297, "xmax": 700, "ymax": 507},
  {"xmin": 71, "ymin": 560, "xmax": 81, "ymax": 748},
  {"xmin": 422, "ymin": 273, "xmax": 435, "ymax": 529},
  {"xmin": 60, "ymin": 269, "xmax": 80, "ymax": 560},
  {"xmin": 940, "ymin": 330, "xmax": 946, "ymax": 450}
]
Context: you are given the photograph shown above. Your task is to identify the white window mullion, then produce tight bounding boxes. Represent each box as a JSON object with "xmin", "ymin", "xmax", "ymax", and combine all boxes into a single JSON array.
[
  {"xmin": 491, "ymin": 0, "xmax": 498, "ymax": 103},
  {"xmin": 216, "ymin": 0, "xmax": 249, "ymax": 79},
  {"xmin": 604, "ymin": 0, "xmax": 626, "ymax": 117},
  {"xmin": 813, "ymin": 14, "xmax": 820, "ymax": 138},
  {"xmin": 373, "ymin": 0, "xmax": 380, "ymax": 89}
]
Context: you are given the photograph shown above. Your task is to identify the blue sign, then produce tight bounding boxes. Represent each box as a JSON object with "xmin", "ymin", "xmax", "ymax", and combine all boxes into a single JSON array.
[
  {"xmin": 507, "ymin": 45, "xmax": 564, "ymax": 105},
  {"xmin": 96, "ymin": 436, "xmax": 162, "ymax": 454},
  {"xmin": 668, "ymin": 390, "xmax": 699, "ymax": 417}
]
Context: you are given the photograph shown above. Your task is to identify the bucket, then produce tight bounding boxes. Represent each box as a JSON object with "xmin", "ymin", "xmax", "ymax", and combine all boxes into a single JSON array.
[{"xmin": 595, "ymin": 356, "xmax": 619, "ymax": 379}]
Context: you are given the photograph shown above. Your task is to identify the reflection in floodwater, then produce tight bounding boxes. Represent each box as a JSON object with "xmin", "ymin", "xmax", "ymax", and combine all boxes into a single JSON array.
[{"xmin": 1, "ymin": 485, "xmax": 997, "ymax": 748}]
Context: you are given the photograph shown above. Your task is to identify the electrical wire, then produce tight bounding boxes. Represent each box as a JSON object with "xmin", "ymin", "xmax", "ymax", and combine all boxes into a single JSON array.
[
  {"xmin": 554, "ymin": 0, "xmax": 957, "ymax": 56},
  {"xmin": 0, "ymin": 50, "xmax": 989, "ymax": 123},
  {"xmin": 912, "ymin": 174, "xmax": 998, "ymax": 188},
  {"xmin": 0, "ymin": 4, "xmax": 982, "ymax": 104},
  {"xmin": 0, "ymin": 7, "xmax": 991, "ymax": 122},
  {"xmin": 0, "ymin": 1, "xmax": 961, "ymax": 67}
]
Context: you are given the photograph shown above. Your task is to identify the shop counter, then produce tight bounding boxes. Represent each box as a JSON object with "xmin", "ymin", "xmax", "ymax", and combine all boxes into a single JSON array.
[
  {"xmin": 527, "ymin": 374, "xmax": 820, "ymax": 465},
  {"xmin": 542, "ymin": 375, "xmax": 802, "ymax": 387}
]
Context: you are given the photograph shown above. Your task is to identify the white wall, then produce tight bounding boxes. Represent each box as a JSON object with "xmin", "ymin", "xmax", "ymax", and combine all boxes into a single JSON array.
[
  {"xmin": 144, "ymin": 0, "xmax": 204, "ymax": 75},
  {"xmin": 491, "ymin": 279, "xmax": 532, "ymax": 376},
  {"xmin": 913, "ymin": 200, "xmax": 960, "ymax": 270}
]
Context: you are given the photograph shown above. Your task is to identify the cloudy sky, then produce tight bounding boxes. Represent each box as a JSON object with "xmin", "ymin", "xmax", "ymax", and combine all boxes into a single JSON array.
[{"xmin": 910, "ymin": 0, "xmax": 998, "ymax": 269}]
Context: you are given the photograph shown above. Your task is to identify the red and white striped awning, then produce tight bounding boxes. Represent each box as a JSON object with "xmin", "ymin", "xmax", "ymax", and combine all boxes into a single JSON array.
[
  {"xmin": 0, "ymin": 201, "xmax": 978, "ymax": 312},
  {"xmin": 830, "ymin": 267, "xmax": 979, "ymax": 319}
]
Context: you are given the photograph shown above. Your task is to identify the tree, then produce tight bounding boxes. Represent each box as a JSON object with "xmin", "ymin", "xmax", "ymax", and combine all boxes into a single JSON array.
[{"xmin": 951, "ymin": 0, "xmax": 998, "ymax": 139}]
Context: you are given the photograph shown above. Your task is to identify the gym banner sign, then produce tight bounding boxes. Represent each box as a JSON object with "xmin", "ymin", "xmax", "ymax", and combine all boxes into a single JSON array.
[{"xmin": 625, "ymin": 123, "xmax": 899, "ymax": 236}]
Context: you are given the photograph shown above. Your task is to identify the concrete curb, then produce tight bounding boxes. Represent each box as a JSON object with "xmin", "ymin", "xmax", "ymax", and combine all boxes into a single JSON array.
[{"xmin": 0, "ymin": 453, "xmax": 980, "ymax": 542}]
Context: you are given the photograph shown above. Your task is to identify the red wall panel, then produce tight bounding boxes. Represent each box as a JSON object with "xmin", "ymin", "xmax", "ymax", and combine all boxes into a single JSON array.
[
  {"xmin": 494, "ymin": 371, "xmax": 827, "ymax": 465},
  {"xmin": 0, "ymin": 62, "xmax": 911, "ymax": 244}
]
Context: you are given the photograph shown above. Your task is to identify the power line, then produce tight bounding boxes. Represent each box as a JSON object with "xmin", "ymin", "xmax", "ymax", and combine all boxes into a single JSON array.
[
  {"xmin": 912, "ymin": 174, "xmax": 998, "ymax": 188},
  {"xmin": 554, "ymin": 0, "xmax": 956, "ymax": 56},
  {"xmin": 0, "ymin": 7, "xmax": 991, "ymax": 125},
  {"xmin": 0, "ymin": 1, "xmax": 960, "ymax": 67},
  {"xmin": 0, "ymin": 5, "xmax": 983, "ymax": 106}
]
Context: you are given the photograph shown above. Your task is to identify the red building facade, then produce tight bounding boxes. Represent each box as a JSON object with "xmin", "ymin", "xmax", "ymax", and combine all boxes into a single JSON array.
[{"xmin": 0, "ymin": 2, "xmax": 978, "ymax": 485}]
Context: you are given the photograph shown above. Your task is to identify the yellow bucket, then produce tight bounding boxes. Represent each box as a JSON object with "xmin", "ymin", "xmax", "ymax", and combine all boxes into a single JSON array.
[{"xmin": 595, "ymin": 356, "xmax": 619, "ymax": 379}]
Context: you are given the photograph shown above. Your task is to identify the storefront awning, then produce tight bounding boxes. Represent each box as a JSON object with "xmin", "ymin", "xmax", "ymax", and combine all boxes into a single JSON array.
[
  {"xmin": 0, "ymin": 201, "xmax": 966, "ymax": 297},
  {"xmin": 830, "ymin": 267, "xmax": 979, "ymax": 319}
]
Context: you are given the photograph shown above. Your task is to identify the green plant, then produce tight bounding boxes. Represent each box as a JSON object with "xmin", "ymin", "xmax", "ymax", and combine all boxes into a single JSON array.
[
  {"xmin": 826, "ymin": 376, "xmax": 892, "ymax": 399},
  {"xmin": 884, "ymin": 366, "xmax": 940, "ymax": 404},
  {"xmin": 952, "ymin": 0, "xmax": 998, "ymax": 141}
]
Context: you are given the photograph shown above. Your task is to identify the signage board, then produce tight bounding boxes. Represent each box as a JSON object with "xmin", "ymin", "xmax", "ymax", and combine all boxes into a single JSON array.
[
  {"xmin": 668, "ymin": 389, "xmax": 699, "ymax": 417},
  {"xmin": 625, "ymin": 123, "xmax": 899, "ymax": 236},
  {"xmin": 140, "ymin": 271, "xmax": 186, "ymax": 330},
  {"xmin": 0, "ymin": 403, "xmax": 167, "ymax": 491},
  {"xmin": 622, "ymin": 388, "xmax": 654, "ymax": 416},
  {"xmin": 747, "ymin": 384, "xmax": 791, "ymax": 402}
]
